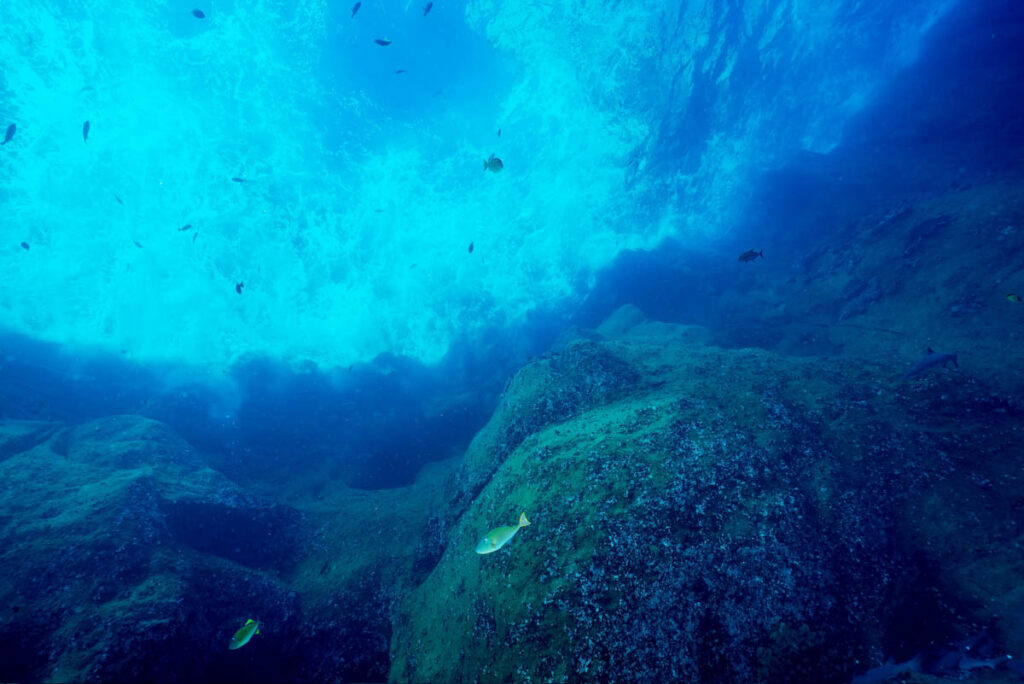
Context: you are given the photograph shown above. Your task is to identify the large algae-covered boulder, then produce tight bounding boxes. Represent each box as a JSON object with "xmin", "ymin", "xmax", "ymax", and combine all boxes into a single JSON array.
[
  {"xmin": 0, "ymin": 416, "xmax": 304, "ymax": 683},
  {"xmin": 390, "ymin": 333, "xmax": 1023, "ymax": 683}
]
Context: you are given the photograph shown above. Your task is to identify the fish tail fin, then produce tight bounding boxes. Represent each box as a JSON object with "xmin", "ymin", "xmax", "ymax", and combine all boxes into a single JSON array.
[{"xmin": 519, "ymin": 512, "xmax": 531, "ymax": 527}]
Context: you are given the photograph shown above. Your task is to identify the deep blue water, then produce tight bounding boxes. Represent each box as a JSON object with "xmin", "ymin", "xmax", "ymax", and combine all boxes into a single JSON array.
[{"xmin": 2, "ymin": 0, "xmax": 1024, "ymax": 682}]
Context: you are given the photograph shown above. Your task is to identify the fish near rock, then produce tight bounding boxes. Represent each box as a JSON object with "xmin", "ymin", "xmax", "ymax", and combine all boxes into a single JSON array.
[
  {"xmin": 229, "ymin": 618, "xmax": 260, "ymax": 650},
  {"xmin": 483, "ymin": 154, "xmax": 503, "ymax": 173},
  {"xmin": 738, "ymin": 249, "xmax": 763, "ymax": 263},
  {"xmin": 902, "ymin": 347, "xmax": 958, "ymax": 379},
  {"xmin": 2, "ymin": 124, "xmax": 15, "ymax": 146},
  {"xmin": 475, "ymin": 512, "xmax": 530, "ymax": 554}
]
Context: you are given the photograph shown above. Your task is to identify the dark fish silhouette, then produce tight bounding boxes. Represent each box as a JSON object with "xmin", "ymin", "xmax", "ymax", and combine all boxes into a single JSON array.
[
  {"xmin": 114, "ymin": 194, "xmax": 124, "ymax": 205},
  {"xmin": 193, "ymin": 232, "xmax": 198, "ymax": 244},
  {"xmin": 319, "ymin": 560, "xmax": 330, "ymax": 575},
  {"xmin": 132, "ymin": 240, "xmax": 143, "ymax": 248},
  {"xmin": 82, "ymin": 120, "xmax": 90, "ymax": 143},
  {"xmin": 374, "ymin": 38, "xmax": 392, "ymax": 46},
  {"xmin": 468, "ymin": 241, "xmax": 474, "ymax": 253},
  {"xmin": 395, "ymin": 69, "xmax": 407, "ymax": 74},
  {"xmin": 902, "ymin": 347, "xmax": 958, "ymax": 379},
  {"xmin": 351, "ymin": 2, "xmax": 361, "ymax": 18},
  {"xmin": 423, "ymin": 2, "xmax": 433, "ymax": 16},
  {"xmin": 179, "ymin": 224, "xmax": 192, "ymax": 232},
  {"xmin": 497, "ymin": 128, "xmax": 501, "ymax": 137},
  {"xmin": 235, "ymin": 281, "xmax": 244, "ymax": 294},
  {"xmin": 231, "ymin": 177, "xmax": 246, "ymax": 183},
  {"xmin": 483, "ymin": 154, "xmax": 503, "ymax": 172},
  {"xmin": 2, "ymin": 124, "xmax": 15, "ymax": 145},
  {"xmin": 738, "ymin": 249, "xmax": 763, "ymax": 263},
  {"xmin": 20, "ymin": 242, "xmax": 29, "ymax": 250},
  {"xmin": 192, "ymin": 9, "xmax": 205, "ymax": 18}
]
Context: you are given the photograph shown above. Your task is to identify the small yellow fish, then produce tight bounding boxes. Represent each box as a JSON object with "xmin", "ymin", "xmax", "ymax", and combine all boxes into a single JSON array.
[
  {"xmin": 475, "ymin": 512, "xmax": 530, "ymax": 554},
  {"xmin": 1008, "ymin": 293, "xmax": 1021, "ymax": 302},
  {"xmin": 229, "ymin": 618, "xmax": 260, "ymax": 650}
]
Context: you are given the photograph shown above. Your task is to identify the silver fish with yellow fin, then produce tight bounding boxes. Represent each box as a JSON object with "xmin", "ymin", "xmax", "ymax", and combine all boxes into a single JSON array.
[
  {"xmin": 476, "ymin": 512, "xmax": 530, "ymax": 554},
  {"xmin": 229, "ymin": 618, "xmax": 260, "ymax": 650}
]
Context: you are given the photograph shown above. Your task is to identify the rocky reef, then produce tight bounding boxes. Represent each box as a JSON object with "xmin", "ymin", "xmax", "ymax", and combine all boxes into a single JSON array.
[
  {"xmin": 390, "ymin": 320, "xmax": 1024, "ymax": 683},
  {"xmin": 1, "ymin": 314, "xmax": 1022, "ymax": 683}
]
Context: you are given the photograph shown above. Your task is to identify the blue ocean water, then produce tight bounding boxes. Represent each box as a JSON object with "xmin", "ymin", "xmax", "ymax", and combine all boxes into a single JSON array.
[{"xmin": 1, "ymin": 0, "xmax": 1023, "ymax": 682}]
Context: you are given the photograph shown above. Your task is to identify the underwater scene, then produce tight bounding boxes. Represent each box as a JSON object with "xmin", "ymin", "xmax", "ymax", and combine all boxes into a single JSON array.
[{"xmin": 1, "ymin": 0, "xmax": 1024, "ymax": 682}]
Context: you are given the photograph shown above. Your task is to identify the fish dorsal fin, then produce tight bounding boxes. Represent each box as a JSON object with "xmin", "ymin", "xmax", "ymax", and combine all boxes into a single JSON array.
[{"xmin": 926, "ymin": 347, "xmax": 934, "ymax": 355}]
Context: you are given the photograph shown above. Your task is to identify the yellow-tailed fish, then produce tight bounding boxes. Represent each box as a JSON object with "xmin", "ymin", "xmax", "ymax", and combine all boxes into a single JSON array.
[
  {"xmin": 475, "ymin": 512, "xmax": 530, "ymax": 554},
  {"xmin": 229, "ymin": 618, "xmax": 260, "ymax": 650}
]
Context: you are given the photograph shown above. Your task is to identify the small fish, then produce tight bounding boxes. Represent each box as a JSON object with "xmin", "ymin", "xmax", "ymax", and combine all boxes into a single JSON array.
[
  {"xmin": 738, "ymin": 249, "xmax": 763, "ymax": 263},
  {"xmin": 2, "ymin": 124, "xmax": 15, "ymax": 145},
  {"xmin": 351, "ymin": 2, "xmax": 361, "ymax": 18},
  {"xmin": 114, "ymin": 194, "xmax": 124, "ymax": 205},
  {"xmin": 468, "ymin": 241, "xmax": 474, "ymax": 253},
  {"xmin": 231, "ymin": 177, "xmax": 246, "ymax": 183},
  {"xmin": 82, "ymin": 120, "xmax": 90, "ymax": 143},
  {"xmin": 132, "ymin": 240, "xmax": 143, "ymax": 249},
  {"xmin": 20, "ymin": 242, "xmax": 29, "ymax": 250},
  {"xmin": 179, "ymin": 224, "xmax": 193, "ymax": 232},
  {"xmin": 483, "ymin": 154, "xmax": 503, "ymax": 173},
  {"xmin": 902, "ymin": 347, "xmax": 958, "ymax": 379},
  {"xmin": 228, "ymin": 618, "xmax": 260, "ymax": 650},
  {"xmin": 374, "ymin": 38, "xmax": 392, "ymax": 46},
  {"xmin": 235, "ymin": 281, "xmax": 244, "ymax": 294},
  {"xmin": 497, "ymin": 128, "xmax": 501, "ymax": 137},
  {"xmin": 319, "ymin": 560, "xmax": 330, "ymax": 576},
  {"xmin": 192, "ymin": 232, "xmax": 198, "ymax": 244},
  {"xmin": 475, "ymin": 512, "xmax": 530, "ymax": 554},
  {"xmin": 1008, "ymin": 293, "xmax": 1021, "ymax": 302},
  {"xmin": 395, "ymin": 69, "xmax": 407, "ymax": 74},
  {"xmin": 192, "ymin": 9, "xmax": 205, "ymax": 19},
  {"xmin": 423, "ymin": 2, "xmax": 433, "ymax": 16}
]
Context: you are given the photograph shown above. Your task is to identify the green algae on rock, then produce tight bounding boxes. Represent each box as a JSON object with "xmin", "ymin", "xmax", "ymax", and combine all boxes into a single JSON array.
[{"xmin": 389, "ymin": 330, "xmax": 1024, "ymax": 684}]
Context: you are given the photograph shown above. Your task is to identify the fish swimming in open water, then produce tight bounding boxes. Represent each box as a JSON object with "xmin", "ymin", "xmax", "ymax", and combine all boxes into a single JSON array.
[
  {"xmin": 375, "ymin": 38, "xmax": 392, "ymax": 46},
  {"xmin": 475, "ymin": 512, "xmax": 530, "ymax": 554},
  {"xmin": 192, "ymin": 9, "xmax": 205, "ymax": 18},
  {"xmin": 229, "ymin": 618, "xmax": 260, "ymax": 650},
  {"xmin": 851, "ymin": 655, "xmax": 921, "ymax": 684},
  {"xmin": 2, "ymin": 124, "xmax": 15, "ymax": 146},
  {"xmin": 351, "ymin": 2, "xmax": 361, "ymax": 18},
  {"xmin": 82, "ymin": 120, "xmax": 90, "ymax": 143},
  {"xmin": 20, "ymin": 242, "xmax": 29, "ymax": 250},
  {"xmin": 236, "ymin": 282, "xmax": 244, "ymax": 294},
  {"xmin": 423, "ymin": 2, "xmax": 433, "ymax": 16},
  {"xmin": 468, "ymin": 241, "xmax": 474, "ymax": 253},
  {"xmin": 179, "ymin": 224, "xmax": 192, "ymax": 232},
  {"xmin": 231, "ymin": 177, "xmax": 246, "ymax": 183},
  {"xmin": 738, "ymin": 249, "xmax": 763, "ymax": 263},
  {"xmin": 902, "ymin": 347, "xmax": 958, "ymax": 379},
  {"xmin": 483, "ymin": 154, "xmax": 503, "ymax": 173}
]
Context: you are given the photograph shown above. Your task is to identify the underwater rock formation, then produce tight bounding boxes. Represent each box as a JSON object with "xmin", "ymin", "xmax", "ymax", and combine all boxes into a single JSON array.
[
  {"xmin": 390, "ymin": 326, "xmax": 1023, "ymax": 683},
  {"xmin": 0, "ymin": 416, "xmax": 305, "ymax": 683}
]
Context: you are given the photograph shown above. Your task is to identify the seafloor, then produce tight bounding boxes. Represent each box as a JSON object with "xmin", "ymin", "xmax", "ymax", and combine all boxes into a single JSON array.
[{"xmin": 2, "ymin": 167, "xmax": 1024, "ymax": 683}]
